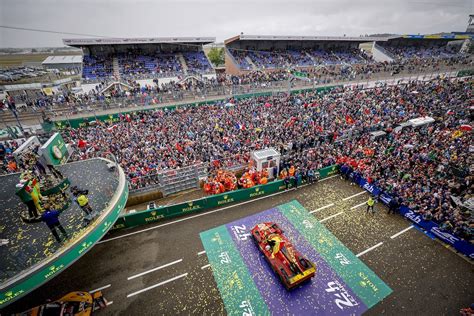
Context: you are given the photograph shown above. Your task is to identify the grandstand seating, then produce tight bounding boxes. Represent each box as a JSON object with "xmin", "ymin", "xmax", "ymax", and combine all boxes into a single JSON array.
[
  {"xmin": 82, "ymin": 55, "xmax": 113, "ymax": 80},
  {"xmin": 83, "ymin": 51, "xmax": 215, "ymax": 80},
  {"xmin": 379, "ymin": 43, "xmax": 463, "ymax": 60},
  {"xmin": 182, "ymin": 51, "xmax": 213, "ymax": 74},
  {"xmin": 229, "ymin": 47, "xmax": 372, "ymax": 70},
  {"xmin": 117, "ymin": 53, "xmax": 183, "ymax": 79}
]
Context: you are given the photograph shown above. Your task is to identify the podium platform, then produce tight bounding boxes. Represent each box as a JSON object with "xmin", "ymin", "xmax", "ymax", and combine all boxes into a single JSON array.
[{"xmin": 0, "ymin": 158, "xmax": 128, "ymax": 308}]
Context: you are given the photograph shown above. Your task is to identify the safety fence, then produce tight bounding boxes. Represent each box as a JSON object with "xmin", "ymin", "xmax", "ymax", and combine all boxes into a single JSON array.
[
  {"xmin": 340, "ymin": 166, "xmax": 474, "ymax": 259},
  {"xmin": 111, "ymin": 164, "xmax": 339, "ymax": 230}
]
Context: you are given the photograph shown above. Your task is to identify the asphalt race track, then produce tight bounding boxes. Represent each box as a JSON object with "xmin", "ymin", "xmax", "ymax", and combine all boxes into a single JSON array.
[{"xmin": 3, "ymin": 176, "xmax": 473, "ymax": 315}]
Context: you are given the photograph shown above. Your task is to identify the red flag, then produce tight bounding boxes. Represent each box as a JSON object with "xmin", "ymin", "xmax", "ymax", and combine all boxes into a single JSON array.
[
  {"xmin": 78, "ymin": 139, "xmax": 87, "ymax": 148},
  {"xmin": 345, "ymin": 115, "xmax": 355, "ymax": 124},
  {"xmin": 106, "ymin": 124, "xmax": 118, "ymax": 132}
]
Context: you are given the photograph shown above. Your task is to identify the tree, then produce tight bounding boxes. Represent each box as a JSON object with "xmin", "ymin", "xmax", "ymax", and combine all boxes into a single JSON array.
[{"xmin": 207, "ymin": 47, "xmax": 224, "ymax": 67}]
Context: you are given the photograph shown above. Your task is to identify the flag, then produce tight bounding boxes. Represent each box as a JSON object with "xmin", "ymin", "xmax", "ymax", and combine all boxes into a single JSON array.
[
  {"xmin": 363, "ymin": 148, "xmax": 375, "ymax": 156},
  {"xmin": 78, "ymin": 139, "xmax": 87, "ymax": 148},
  {"xmin": 235, "ymin": 123, "xmax": 245, "ymax": 130},
  {"xmin": 446, "ymin": 109, "xmax": 454, "ymax": 115},
  {"xmin": 452, "ymin": 130, "xmax": 463, "ymax": 139},
  {"xmin": 106, "ymin": 124, "xmax": 118, "ymax": 132},
  {"xmin": 345, "ymin": 115, "xmax": 355, "ymax": 124}
]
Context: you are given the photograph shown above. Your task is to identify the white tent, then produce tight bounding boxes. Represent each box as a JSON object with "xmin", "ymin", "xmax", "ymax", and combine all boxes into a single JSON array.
[{"xmin": 250, "ymin": 148, "xmax": 281, "ymax": 179}]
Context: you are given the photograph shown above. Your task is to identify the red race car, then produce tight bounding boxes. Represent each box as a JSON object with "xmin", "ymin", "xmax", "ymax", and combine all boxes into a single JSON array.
[{"xmin": 251, "ymin": 222, "xmax": 316, "ymax": 290}]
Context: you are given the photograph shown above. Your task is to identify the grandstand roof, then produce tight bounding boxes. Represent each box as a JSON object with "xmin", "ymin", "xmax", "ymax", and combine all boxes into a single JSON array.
[
  {"xmin": 42, "ymin": 55, "xmax": 83, "ymax": 65},
  {"xmin": 63, "ymin": 37, "xmax": 215, "ymax": 47},
  {"xmin": 224, "ymin": 34, "xmax": 392, "ymax": 45}
]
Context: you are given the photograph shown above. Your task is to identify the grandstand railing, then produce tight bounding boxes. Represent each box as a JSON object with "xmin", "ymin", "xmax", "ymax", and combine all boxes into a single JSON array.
[{"xmin": 129, "ymin": 162, "xmax": 208, "ymax": 194}]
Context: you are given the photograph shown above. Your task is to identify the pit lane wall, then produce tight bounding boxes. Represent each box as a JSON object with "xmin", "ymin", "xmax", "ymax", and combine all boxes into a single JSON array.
[
  {"xmin": 339, "ymin": 165, "xmax": 474, "ymax": 260},
  {"xmin": 111, "ymin": 165, "xmax": 339, "ymax": 231},
  {"xmin": 51, "ymin": 85, "xmax": 339, "ymax": 129},
  {"xmin": 0, "ymin": 160, "xmax": 129, "ymax": 309}
]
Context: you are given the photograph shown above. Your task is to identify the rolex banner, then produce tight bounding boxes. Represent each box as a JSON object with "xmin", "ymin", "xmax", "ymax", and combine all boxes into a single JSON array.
[{"xmin": 40, "ymin": 133, "xmax": 69, "ymax": 165}]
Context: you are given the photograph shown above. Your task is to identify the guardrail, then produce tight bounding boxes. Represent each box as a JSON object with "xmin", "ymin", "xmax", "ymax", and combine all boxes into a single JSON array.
[{"xmin": 111, "ymin": 164, "xmax": 339, "ymax": 230}]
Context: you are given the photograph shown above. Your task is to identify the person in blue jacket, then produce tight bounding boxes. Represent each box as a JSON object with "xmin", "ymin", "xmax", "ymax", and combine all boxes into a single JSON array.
[{"xmin": 41, "ymin": 206, "xmax": 68, "ymax": 243}]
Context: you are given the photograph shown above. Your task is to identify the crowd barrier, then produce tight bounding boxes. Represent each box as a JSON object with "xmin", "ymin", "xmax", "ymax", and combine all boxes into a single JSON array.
[
  {"xmin": 340, "ymin": 166, "xmax": 474, "ymax": 259},
  {"xmin": 457, "ymin": 69, "xmax": 474, "ymax": 77},
  {"xmin": 52, "ymin": 85, "xmax": 341, "ymax": 130},
  {"xmin": 111, "ymin": 165, "xmax": 339, "ymax": 230}
]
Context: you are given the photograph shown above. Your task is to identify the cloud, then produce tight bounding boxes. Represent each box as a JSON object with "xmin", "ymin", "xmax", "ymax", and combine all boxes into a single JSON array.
[{"xmin": 0, "ymin": 0, "xmax": 471, "ymax": 47}]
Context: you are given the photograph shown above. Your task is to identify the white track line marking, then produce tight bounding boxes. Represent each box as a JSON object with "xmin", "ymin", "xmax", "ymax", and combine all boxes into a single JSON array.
[
  {"xmin": 318, "ymin": 174, "xmax": 339, "ymax": 182},
  {"xmin": 350, "ymin": 201, "xmax": 367, "ymax": 210},
  {"xmin": 197, "ymin": 250, "xmax": 206, "ymax": 256},
  {"xmin": 309, "ymin": 203, "xmax": 335, "ymax": 214},
  {"xmin": 106, "ymin": 301, "xmax": 114, "ymax": 306},
  {"xmin": 320, "ymin": 211, "xmax": 343, "ymax": 223},
  {"xmin": 356, "ymin": 242, "xmax": 384, "ymax": 257},
  {"xmin": 127, "ymin": 273, "xmax": 188, "ymax": 298},
  {"xmin": 390, "ymin": 226, "xmax": 414, "ymax": 239},
  {"xmin": 99, "ymin": 189, "xmax": 294, "ymax": 244},
  {"xmin": 201, "ymin": 264, "xmax": 211, "ymax": 270},
  {"xmin": 342, "ymin": 191, "xmax": 367, "ymax": 201},
  {"xmin": 127, "ymin": 259, "xmax": 183, "ymax": 280},
  {"xmin": 89, "ymin": 284, "xmax": 111, "ymax": 293}
]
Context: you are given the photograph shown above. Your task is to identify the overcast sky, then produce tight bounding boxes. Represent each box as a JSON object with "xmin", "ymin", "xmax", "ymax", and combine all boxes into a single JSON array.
[{"xmin": 0, "ymin": 0, "xmax": 472, "ymax": 48}]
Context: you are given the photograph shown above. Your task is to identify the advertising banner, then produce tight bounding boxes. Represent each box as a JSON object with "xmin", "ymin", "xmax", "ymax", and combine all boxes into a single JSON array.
[
  {"xmin": 115, "ymin": 165, "xmax": 339, "ymax": 231},
  {"xmin": 344, "ymin": 167, "xmax": 474, "ymax": 259},
  {"xmin": 40, "ymin": 133, "xmax": 69, "ymax": 165}
]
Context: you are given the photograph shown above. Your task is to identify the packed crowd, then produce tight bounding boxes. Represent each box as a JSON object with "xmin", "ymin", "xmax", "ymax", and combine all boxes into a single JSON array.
[
  {"xmin": 380, "ymin": 43, "xmax": 465, "ymax": 61},
  {"xmin": 59, "ymin": 77, "xmax": 472, "ymax": 239},
  {"xmin": 118, "ymin": 52, "xmax": 182, "ymax": 79},
  {"xmin": 4, "ymin": 48, "xmax": 471, "ymax": 114},
  {"xmin": 230, "ymin": 47, "xmax": 371, "ymax": 69},
  {"xmin": 0, "ymin": 139, "xmax": 21, "ymax": 174},
  {"xmin": 338, "ymin": 120, "xmax": 472, "ymax": 240}
]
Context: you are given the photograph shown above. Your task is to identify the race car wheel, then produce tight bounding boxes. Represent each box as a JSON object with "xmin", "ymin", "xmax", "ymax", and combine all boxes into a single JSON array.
[
  {"xmin": 280, "ymin": 268, "xmax": 289, "ymax": 282},
  {"xmin": 299, "ymin": 258, "xmax": 310, "ymax": 269}
]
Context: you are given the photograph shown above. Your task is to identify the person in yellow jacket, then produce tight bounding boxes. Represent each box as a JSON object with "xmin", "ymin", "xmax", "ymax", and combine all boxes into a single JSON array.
[
  {"xmin": 72, "ymin": 186, "xmax": 93, "ymax": 218},
  {"xmin": 366, "ymin": 196, "xmax": 376, "ymax": 215}
]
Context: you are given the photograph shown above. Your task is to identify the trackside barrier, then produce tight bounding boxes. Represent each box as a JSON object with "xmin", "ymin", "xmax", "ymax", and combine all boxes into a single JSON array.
[
  {"xmin": 111, "ymin": 165, "xmax": 339, "ymax": 230},
  {"xmin": 339, "ymin": 165, "xmax": 474, "ymax": 259},
  {"xmin": 53, "ymin": 86, "xmax": 341, "ymax": 129},
  {"xmin": 457, "ymin": 69, "xmax": 474, "ymax": 77}
]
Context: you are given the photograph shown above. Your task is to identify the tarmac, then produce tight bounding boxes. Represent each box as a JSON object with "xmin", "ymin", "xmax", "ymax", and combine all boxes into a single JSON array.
[{"xmin": 2, "ymin": 176, "xmax": 473, "ymax": 315}]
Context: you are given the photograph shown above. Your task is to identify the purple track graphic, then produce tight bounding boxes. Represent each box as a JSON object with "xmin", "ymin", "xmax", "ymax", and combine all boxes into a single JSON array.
[{"xmin": 225, "ymin": 208, "xmax": 368, "ymax": 315}]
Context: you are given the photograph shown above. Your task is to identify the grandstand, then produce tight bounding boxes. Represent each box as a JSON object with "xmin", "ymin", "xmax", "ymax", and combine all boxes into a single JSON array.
[
  {"xmin": 224, "ymin": 35, "xmax": 385, "ymax": 74},
  {"xmin": 63, "ymin": 37, "xmax": 216, "ymax": 84},
  {"xmin": 375, "ymin": 34, "xmax": 470, "ymax": 62},
  {"xmin": 224, "ymin": 34, "xmax": 472, "ymax": 74}
]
